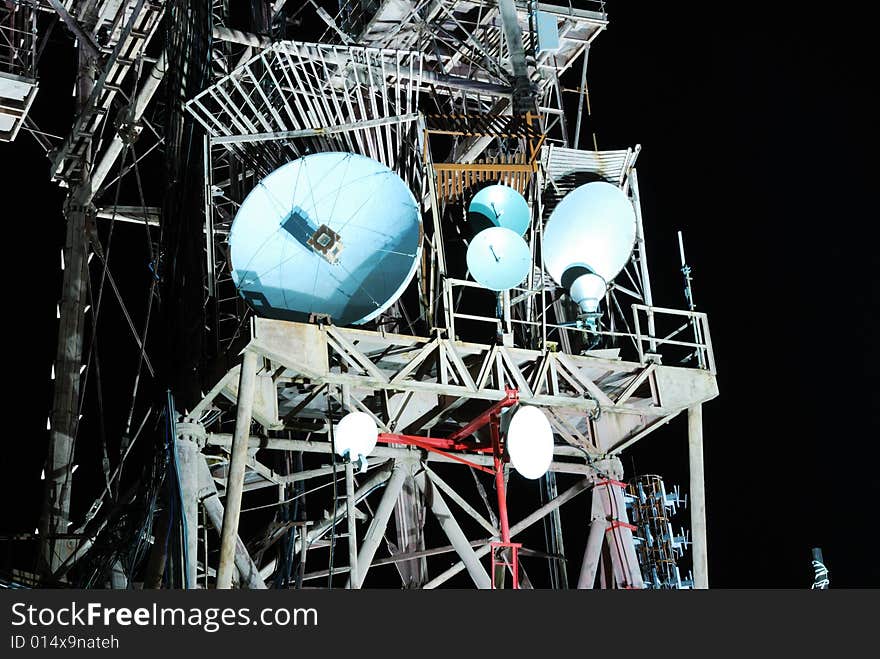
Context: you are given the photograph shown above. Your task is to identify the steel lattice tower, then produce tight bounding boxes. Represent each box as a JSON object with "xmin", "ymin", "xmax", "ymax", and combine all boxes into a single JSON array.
[{"xmin": 3, "ymin": 0, "xmax": 717, "ymax": 590}]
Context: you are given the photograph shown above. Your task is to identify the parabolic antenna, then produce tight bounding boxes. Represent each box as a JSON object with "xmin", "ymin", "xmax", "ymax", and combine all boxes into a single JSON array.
[
  {"xmin": 334, "ymin": 411, "xmax": 379, "ymax": 460},
  {"xmin": 542, "ymin": 181, "xmax": 636, "ymax": 313},
  {"xmin": 468, "ymin": 184, "xmax": 531, "ymax": 236},
  {"xmin": 466, "ymin": 226, "xmax": 531, "ymax": 291},
  {"xmin": 507, "ymin": 406, "xmax": 554, "ymax": 480},
  {"xmin": 228, "ymin": 152, "xmax": 421, "ymax": 326}
]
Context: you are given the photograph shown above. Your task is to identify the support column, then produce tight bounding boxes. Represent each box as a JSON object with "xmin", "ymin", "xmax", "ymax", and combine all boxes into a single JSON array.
[
  {"xmin": 577, "ymin": 512, "xmax": 606, "ymax": 589},
  {"xmin": 392, "ymin": 473, "xmax": 428, "ymax": 587},
  {"xmin": 197, "ymin": 457, "xmax": 266, "ymax": 589},
  {"xmin": 216, "ymin": 349, "xmax": 258, "ymax": 589},
  {"xmin": 351, "ymin": 460, "xmax": 408, "ymax": 587},
  {"xmin": 590, "ymin": 458, "xmax": 643, "ymax": 589},
  {"xmin": 109, "ymin": 561, "xmax": 128, "ymax": 589},
  {"xmin": 498, "ymin": 0, "xmax": 535, "ymax": 115},
  {"xmin": 345, "ymin": 462, "xmax": 360, "ymax": 589},
  {"xmin": 41, "ymin": 194, "xmax": 89, "ymax": 573},
  {"xmin": 420, "ymin": 473, "xmax": 491, "ymax": 589},
  {"xmin": 40, "ymin": 39, "xmax": 97, "ymax": 573},
  {"xmin": 688, "ymin": 404, "xmax": 708, "ymax": 588},
  {"xmin": 175, "ymin": 435, "xmax": 201, "ymax": 588}
]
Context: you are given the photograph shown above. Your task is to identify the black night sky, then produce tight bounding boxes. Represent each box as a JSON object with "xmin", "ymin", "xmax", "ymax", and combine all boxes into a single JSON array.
[{"xmin": 1, "ymin": 1, "xmax": 877, "ymax": 588}]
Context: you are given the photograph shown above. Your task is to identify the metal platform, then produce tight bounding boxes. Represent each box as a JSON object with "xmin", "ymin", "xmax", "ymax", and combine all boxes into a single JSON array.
[
  {"xmin": 0, "ymin": 71, "xmax": 37, "ymax": 142},
  {"xmin": 192, "ymin": 316, "xmax": 717, "ymax": 456},
  {"xmin": 172, "ymin": 310, "xmax": 716, "ymax": 589}
]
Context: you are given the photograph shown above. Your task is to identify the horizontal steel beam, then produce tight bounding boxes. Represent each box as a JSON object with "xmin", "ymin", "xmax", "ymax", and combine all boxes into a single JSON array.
[
  {"xmin": 207, "ymin": 29, "xmax": 511, "ymax": 97},
  {"xmin": 95, "ymin": 206, "xmax": 161, "ymax": 227},
  {"xmin": 204, "ymin": 434, "xmax": 596, "ymax": 475},
  {"xmin": 213, "ymin": 112, "xmax": 420, "ymax": 145}
]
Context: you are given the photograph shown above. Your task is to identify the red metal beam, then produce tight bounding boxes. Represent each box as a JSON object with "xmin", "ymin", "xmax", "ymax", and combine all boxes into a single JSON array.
[
  {"xmin": 375, "ymin": 434, "xmax": 495, "ymax": 474},
  {"xmin": 374, "ymin": 387, "xmax": 520, "ymax": 482},
  {"xmin": 489, "ymin": 416, "xmax": 512, "ymax": 543},
  {"xmin": 446, "ymin": 387, "xmax": 519, "ymax": 443},
  {"xmin": 376, "ymin": 388, "xmax": 523, "ymax": 587}
]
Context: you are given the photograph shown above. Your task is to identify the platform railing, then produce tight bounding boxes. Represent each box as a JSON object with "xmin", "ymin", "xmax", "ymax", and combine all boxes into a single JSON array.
[
  {"xmin": 632, "ymin": 304, "xmax": 715, "ymax": 375},
  {"xmin": 442, "ymin": 278, "xmax": 715, "ymax": 374}
]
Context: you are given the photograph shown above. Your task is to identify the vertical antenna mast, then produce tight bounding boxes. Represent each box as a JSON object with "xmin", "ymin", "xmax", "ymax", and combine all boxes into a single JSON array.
[
  {"xmin": 677, "ymin": 231, "xmax": 704, "ymax": 368},
  {"xmin": 678, "ymin": 230, "xmax": 695, "ymax": 311}
]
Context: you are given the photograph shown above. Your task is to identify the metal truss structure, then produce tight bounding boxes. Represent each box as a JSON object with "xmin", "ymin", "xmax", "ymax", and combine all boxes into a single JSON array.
[
  {"xmin": 14, "ymin": 0, "xmax": 718, "ymax": 590},
  {"xmin": 0, "ymin": 0, "xmax": 38, "ymax": 141}
]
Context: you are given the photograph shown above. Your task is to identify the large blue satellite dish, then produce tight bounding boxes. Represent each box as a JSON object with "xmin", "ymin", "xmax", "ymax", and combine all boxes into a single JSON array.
[{"xmin": 229, "ymin": 152, "xmax": 421, "ymax": 326}]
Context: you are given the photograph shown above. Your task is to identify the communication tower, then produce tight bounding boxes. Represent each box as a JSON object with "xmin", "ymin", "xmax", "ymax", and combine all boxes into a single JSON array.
[{"xmin": 5, "ymin": 0, "xmax": 717, "ymax": 590}]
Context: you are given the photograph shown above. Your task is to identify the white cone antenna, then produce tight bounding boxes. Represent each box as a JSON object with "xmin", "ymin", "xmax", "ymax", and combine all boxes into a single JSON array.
[{"xmin": 542, "ymin": 181, "xmax": 636, "ymax": 315}]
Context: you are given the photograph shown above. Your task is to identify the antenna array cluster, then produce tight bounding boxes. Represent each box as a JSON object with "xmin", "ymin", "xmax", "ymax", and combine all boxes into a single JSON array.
[{"xmin": 627, "ymin": 475, "xmax": 694, "ymax": 589}]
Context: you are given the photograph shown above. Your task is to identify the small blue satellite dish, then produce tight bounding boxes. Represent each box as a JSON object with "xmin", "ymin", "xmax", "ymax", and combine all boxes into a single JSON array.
[
  {"xmin": 466, "ymin": 226, "xmax": 531, "ymax": 291},
  {"xmin": 468, "ymin": 185, "xmax": 530, "ymax": 236},
  {"xmin": 229, "ymin": 152, "xmax": 421, "ymax": 326}
]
